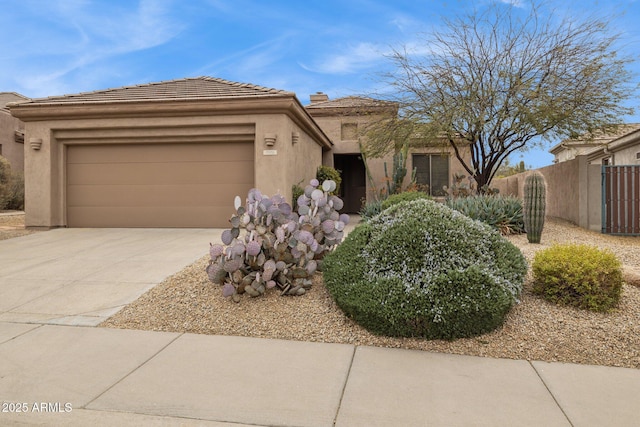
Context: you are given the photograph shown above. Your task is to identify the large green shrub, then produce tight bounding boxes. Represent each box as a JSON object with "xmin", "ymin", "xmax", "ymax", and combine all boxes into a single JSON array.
[
  {"xmin": 360, "ymin": 191, "xmax": 431, "ymax": 222},
  {"xmin": 446, "ymin": 195, "xmax": 524, "ymax": 235},
  {"xmin": 380, "ymin": 191, "xmax": 431, "ymax": 211},
  {"xmin": 323, "ymin": 199, "xmax": 527, "ymax": 340},
  {"xmin": 532, "ymin": 244, "xmax": 623, "ymax": 312}
]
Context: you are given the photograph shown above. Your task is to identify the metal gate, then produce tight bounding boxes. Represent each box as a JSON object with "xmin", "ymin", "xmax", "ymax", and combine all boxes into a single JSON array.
[{"xmin": 602, "ymin": 165, "xmax": 640, "ymax": 235}]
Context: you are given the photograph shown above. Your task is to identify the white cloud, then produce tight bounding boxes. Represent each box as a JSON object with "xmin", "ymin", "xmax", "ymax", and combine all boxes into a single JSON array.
[
  {"xmin": 299, "ymin": 42, "xmax": 388, "ymax": 75},
  {"xmin": 497, "ymin": 0, "xmax": 526, "ymax": 7},
  {"xmin": 389, "ymin": 14, "xmax": 423, "ymax": 33},
  {"xmin": 2, "ymin": 0, "xmax": 185, "ymax": 96},
  {"xmin": 196, "ymin": 32, "xmax": 296, "ymax": 78}
]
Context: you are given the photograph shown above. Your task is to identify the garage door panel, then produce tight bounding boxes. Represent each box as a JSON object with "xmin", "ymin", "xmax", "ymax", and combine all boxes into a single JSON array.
[
  {"xmin": 67, "ymin": 160, "xmax": 253, "ymax": 185},
  {"xmin": 66, "ymin": 142, "xmax": 254, "ymax": 228},
  {"xmin": 67, "ymin": 206, "xmax": 236, "ymax": 228},
  {"xmin": 67, "ymin": 183, "xmax": 249, "ymax": 207},
  {"xmin": 67, "ymin": 142, "xmax": 254, "ymax": 163}
]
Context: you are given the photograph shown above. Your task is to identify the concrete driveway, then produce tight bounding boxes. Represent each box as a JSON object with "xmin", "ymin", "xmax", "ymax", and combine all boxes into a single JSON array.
[{"xmin": 0, "ymin": 228, "xmax": 216, "ymax": 326}]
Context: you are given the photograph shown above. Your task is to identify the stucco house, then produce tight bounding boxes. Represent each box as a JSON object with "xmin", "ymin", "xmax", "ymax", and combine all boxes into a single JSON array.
[
  {"xmin": 9, "ymin": 77, "xmax": 331, "ymax": 228},
  {"xmin": 9, "ymin": 76, "xmax": 471, "ymax": 229},
  {"xmin": 585, "ymin": 126, "xmax": 640, "ymax": 166},
  {"xmin": 306, "ymin": 92, "xmax": 471, "ymax": 210},
  {"xmin": 550, "ymin": 124, "xmax": 640, "ymax": 165},
  {"xmin": 0, "ymin": 92, "xmax": 28, "ymax": 172}
]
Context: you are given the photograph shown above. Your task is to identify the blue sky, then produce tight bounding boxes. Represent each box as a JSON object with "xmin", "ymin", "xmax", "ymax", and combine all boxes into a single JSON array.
[{"xmin": 1, "ymin": 0, "xmax": 639, "ymax": 168}]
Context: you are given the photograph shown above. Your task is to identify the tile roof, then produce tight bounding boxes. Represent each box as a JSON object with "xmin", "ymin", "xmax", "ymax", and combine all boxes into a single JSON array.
[
  {"xmin": 550, "ymin": 123, "xmax": 640, "ymax": 154},
  {"xmin": 15, "ymin": 76, "xmax": 294, "ymax": 106},
  {"xmin": 569, "ymin": 124, "xmax": 640, "ymax": 143},
  {"xmin": 0, "ymin": 92, "xmax": 29, "ymax": 110},
  {"xmin": 305, "ymin": 96, "xmax": 395, "ymax": 110}
]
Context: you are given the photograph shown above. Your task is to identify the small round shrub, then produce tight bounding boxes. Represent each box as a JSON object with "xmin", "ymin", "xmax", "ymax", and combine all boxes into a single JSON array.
[
  {"xmin": 316, "ymin": 166, "xmax": 341, "ymax": 195},
  {"xmin": 323, "ymin": 199, "xmax": 527, "ymax": 340},
  {"xmin": 532, "ymin": 244, "xmax": 623, "ymax": 312},
  {"xmin": 380, "ymin": 191, "xmax": 432, "ymax": 211}
]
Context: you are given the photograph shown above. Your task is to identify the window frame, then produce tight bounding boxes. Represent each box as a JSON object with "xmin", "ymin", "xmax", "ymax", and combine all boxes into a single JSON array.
[{"xmin": 411, "ymin": 153, "xmax": 450, "ymax": 196}]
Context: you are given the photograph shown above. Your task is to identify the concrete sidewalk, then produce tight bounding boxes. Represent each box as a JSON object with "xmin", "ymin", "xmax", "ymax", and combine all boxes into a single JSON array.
[
  {"xmin": 1, "ymin": 324, "xmax": 639, "ymax": 426},
  {"xmin": 1, "ymin": 229, "xmax": 639, "ymax": 426}
]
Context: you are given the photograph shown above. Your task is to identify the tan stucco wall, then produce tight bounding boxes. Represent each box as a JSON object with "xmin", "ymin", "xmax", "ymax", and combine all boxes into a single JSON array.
[
  {"xmin": 311, "ymin": 116, "xmax": 361, "ymax": 154},
  {"xmin": 610, "ymin": 145, "xmax": 640, "ymax": 165},
  {"xmin": 253, "ymin": 114, "xmax": 323, "ymax": 203},
  {"xmin": 19, "ymin": 113, "xmax": 324, "ymax": 228},
  {"xmin": 287, "ymin": 123, "xmax": 324, "ymax": 201},
  {"xmin": 0, "ymin": 110, "xmax": 24, "ymax": 172},
  {"xmin": 493, "ymin": 156, "xmax": 602, "ymax": 231}
]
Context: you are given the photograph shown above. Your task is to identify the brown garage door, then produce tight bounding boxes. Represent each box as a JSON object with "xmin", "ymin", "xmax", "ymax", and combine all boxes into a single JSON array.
[{"xmin": 66, "ymin": 142, "xmax": 254, "ymax": 227}]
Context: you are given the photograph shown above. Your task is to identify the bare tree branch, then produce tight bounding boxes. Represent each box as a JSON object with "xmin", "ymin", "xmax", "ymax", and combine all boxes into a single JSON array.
[{"xmin": 377, "ymin": 1, "xmax": 637, "ymax": 190}]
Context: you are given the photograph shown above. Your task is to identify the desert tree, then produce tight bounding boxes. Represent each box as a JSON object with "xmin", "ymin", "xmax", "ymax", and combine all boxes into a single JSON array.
[{"xmin": 383, "ymin": 1, "xmax": 637, "ymax": 190}]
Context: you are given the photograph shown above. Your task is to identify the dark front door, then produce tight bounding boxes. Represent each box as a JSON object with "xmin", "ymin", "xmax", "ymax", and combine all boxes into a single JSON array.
[{"xmin": 334, "ymin": 154, "xmax": 366, "ymax": 213}]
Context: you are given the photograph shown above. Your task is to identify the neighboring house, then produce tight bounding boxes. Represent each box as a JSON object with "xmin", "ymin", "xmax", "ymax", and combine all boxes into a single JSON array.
[
  {"xmin": 586, "ymin": 126, "xmax": 640, "ymax": 166},
  {"xmin": 0, "ymin": 92, "xmax": 28, "ymax": 172},
  {"xmin": 306, "ymin": 92, "xmax": 471, "ymax": 211},
  {"xmin": 549, "ymin": 124, "xmax": 640, "ymax": 165},
  {"xmin": 9, "ymin": 77, "xmax": 332, "ymax": 228}
]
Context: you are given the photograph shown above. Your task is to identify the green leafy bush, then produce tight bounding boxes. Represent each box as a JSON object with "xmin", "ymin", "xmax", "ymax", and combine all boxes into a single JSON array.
[
  {"xmin": 380, "ymin": 191, "xmax": 431, "ymax": 211},
  {"xmin": 316, "ymin": 166, "xmax": 341, "ymax": 195},
  {"xmin": 532, "ymin": 244, "xmax": 623, "ymax": 312},
  {"xmin": 446, "ymin": 195, "xmax": 524, "ymax": 235},
  {"xmin": 291, "ymin": 183, "xmax": 304, "ymax": 211},
  {"xmin": 0, "ymin": 156, "xmax": 23, "ymax": 211},
  {"xmin": 323, "ymin": 199, "xmax": 527, "ymax": 340},
  {"xmin": 5, "ymin": 172, "xmax": 24, "ymax": 210}
]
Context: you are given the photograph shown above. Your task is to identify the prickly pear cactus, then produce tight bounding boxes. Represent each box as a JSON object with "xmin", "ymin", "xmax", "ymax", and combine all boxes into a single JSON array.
[
  {"xmin": 523, "ymin": 172, "xmax": 546, "ymax": 244},
  {"xmin": 207, "ymin": 179, "xmax": 349, "ymax": 302}
]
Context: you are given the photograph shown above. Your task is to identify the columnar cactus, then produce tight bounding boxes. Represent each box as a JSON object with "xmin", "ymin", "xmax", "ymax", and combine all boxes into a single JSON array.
[
  {"xmin": 523, "ymin": 172, "xmax": 546, "ymax": 244},
  {"xmin": 384, "ymin": 151, "xmax": 407, "ymax": 195}
]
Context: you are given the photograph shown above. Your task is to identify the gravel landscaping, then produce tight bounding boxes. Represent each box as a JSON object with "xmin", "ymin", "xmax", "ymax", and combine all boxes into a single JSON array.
[
  {"xmin": 100, "ymin": 217, "xmax": 640, "ymax": 369},
  {"xmin": 0, "ymin": 212, "xmax": 37, "ymax": 241},
  {"xmin": 1, "ymin": 212, "xmax": 636, "ymax": 368}
]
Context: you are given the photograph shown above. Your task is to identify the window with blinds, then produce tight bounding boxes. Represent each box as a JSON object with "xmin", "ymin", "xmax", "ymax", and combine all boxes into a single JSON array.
[{"xmin": 412, "ymin": 154, "xmax": 449, "ymax": 196}]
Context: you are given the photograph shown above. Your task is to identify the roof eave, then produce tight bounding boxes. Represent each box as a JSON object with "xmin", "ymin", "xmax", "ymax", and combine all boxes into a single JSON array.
[
  {"xmin": 10, "ymin": 95, "xmax": 288, "ymax": 120},
  {"xmin": 9, "ymin": 94, "xmax": 333, "ymax": 149},
  {"xmin": 607, "ymin": 128, "xmax": 640, "ymax": 151}
]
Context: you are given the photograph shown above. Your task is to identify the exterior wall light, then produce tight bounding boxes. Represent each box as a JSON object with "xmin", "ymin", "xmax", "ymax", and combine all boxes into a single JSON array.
[
  {"xmin": 264, "ymin": 133, "xmax": 277, "ymax": 147},
  {"xmin": 292, "ymin": 132, "xmax": 300, "ymax": 144},
  {"xmin": 29, "ymin": 138, "xmax": 43, "ymax": 150}
]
